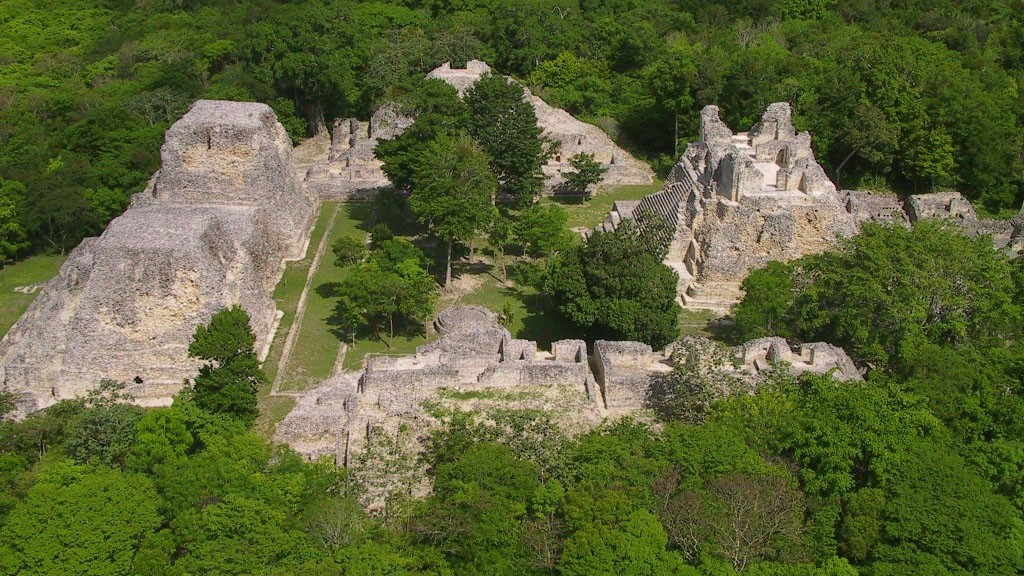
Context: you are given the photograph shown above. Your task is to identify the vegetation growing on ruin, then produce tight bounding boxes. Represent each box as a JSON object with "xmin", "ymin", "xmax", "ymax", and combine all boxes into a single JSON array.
[
  {"xmin": 2, "ymin": 0, "xmax": 1023, "ymax": 265},
  {"xmin": 4, "ymin": 1, "xmax": 1024, "ymax": 574}
]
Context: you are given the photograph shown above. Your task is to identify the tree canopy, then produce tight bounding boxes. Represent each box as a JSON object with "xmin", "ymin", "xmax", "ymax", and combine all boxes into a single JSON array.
[{"xmin": 545, "ymin": 220, "xmax": 680, "ymax": 348}]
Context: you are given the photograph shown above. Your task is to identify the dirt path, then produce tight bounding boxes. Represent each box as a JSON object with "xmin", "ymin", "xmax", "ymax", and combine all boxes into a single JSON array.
[{"xmin": 271, "ymin": 203, "xmax": 340, "ymax": 395}]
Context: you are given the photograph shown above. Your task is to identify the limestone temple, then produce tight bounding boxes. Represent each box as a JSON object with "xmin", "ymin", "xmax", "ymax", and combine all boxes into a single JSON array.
[
  {"xmin": 298, "ymin": 60, "xmax": 655, "ymax": 200},
  {"xmin": 0, "ymin": 101, "xmax": 316, "ymax": 409},
  {"xmin": 1, "ymin": 63, "xmax": 1021, "ymax": 475},
  {"xmin": 593, "ymin": 102, "xmax": 1023, "ymax": 311}
]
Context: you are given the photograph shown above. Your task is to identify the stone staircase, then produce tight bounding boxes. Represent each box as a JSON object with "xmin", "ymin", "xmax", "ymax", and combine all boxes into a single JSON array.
[{"xmin": 681, "ymin": 281, "xmax": 744, "ymax": 312}]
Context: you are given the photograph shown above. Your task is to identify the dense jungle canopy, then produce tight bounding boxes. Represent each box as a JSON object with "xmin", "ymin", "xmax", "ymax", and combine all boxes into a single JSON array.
[
  {"xmin": 1, "ymin": 0, "xmax": 1023, "ymax": 262},
  {"xmin": 3, "ymin": 2, "xmax": 1024, "ymax": 575}
]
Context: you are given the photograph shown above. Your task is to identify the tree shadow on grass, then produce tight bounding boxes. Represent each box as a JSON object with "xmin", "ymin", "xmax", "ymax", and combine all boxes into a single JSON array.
[
  {"xmin": 315, "ymin": 281, "xmax": 340, "ymax": 300},
  {"xmin": 343, "ymin": 202, "xmax": 376, "ymax": 233},
  {"xmin": 505, "ymin": 287, "xmax": 577, "ymax": 350},
  {"xmin": 548, "ymin": 193, "xmax": 586, "ymax": 206}
]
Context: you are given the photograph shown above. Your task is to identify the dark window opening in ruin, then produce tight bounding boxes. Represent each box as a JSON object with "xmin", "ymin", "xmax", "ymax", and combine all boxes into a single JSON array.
[
  {"xmin": 134, "ymin": 375, "xmax": 144, "ymax": 384},
  {"xmin": 206, "ymin": 130, "xmax": 213, "ymax": 150}
]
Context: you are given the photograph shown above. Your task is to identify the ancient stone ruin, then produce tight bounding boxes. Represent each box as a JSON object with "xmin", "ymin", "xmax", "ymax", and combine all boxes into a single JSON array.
[
  {"xmin": 0, "ymin": 100, "xmax": 316, "ymax": 409},
  {"xmin": 275, "ymin": 306, "xmax": 860, "ymax": 465},
  {"xmin": 295, "ymin": 60, "xmax": 654, "ymax": 198},
  {"xmin": 300, "ymin": 103, "xmax": 413, "ymax": 200},
  {"xmin": 594, "ymin": 103, "xmax": 1024, "ymax": 312},
  {"xmin": 593, "ymin": 103, "xmax": 858, "ymax": 311},
  {"xmin": 429, "ymin": 60, "xmax": 656, "ymax": 192}
]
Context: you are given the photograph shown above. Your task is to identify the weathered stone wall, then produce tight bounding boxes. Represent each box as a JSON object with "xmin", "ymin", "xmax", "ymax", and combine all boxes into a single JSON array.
[
  {"xmin": 593, "ymin": 103, "xmax": 879, "ymax": 312},
  {"xmin": 299, "ymin": 105, "xmax": 410, "ymax": 200},
  {"xmin": 0, "ymin": 100, "xmax": 315, "ymax": 409},
  {"xmin": 425, "ymin": 60, "xmax": 655, "ymax": 192},
  {"xmin": 593, "ymin": 340, "xmax": 663, "ymax": 412},
  {"xmin": 277, "ymin": 306, "xmax": 862, "ymax": 476}
]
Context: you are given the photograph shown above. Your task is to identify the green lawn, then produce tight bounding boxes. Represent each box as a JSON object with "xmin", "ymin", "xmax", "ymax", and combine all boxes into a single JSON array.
[
  {"xmin": 0, "ymin": 255, "xmax": 67, "ymax": 339},
  {"xmin": 678, "ymin": 308, "xmax": 720, "ymax": 339},
  {"xmin": 261, "ymin": 203, "xmax": 338, "ymax": 383},
  {"xmin": 277, "ymin": 202, "xmax": 378, "ymax": 392},
  {"xmin": 543, "ymin": 180, "xmax": 664, "ymax": 230}
]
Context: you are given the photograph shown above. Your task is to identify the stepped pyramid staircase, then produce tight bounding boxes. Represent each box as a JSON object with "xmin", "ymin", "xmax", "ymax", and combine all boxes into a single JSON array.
[{"xmin": 589, "ymin": 158, "xmax": 743, "ymax": 313}]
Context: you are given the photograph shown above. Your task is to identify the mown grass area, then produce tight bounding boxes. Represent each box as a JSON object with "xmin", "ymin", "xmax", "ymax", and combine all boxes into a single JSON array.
[
  {"xmin": 261, "ymin": 203, "xmax": 338, "ymax": 383},
  {"xmin": 0, "ymin": 255, "xmax": 67, "ymax": 339},
  {"xmin": 543, "ymin": 179, "xmax": 664, "ymax": 230},
  {"xmin": 255, "ymin": 392, "xmax": 296, "ymax": 439},
  {"xmin": 342, "ymin": 332, "xmax": 428, "ymax": 371},
  {"xmin": 678, "ymin": 308, "xmax": 721, "ymax": 339},
  {"xmin": 277, "ymin": 202, "xmax": 375, "ymax": 392}
]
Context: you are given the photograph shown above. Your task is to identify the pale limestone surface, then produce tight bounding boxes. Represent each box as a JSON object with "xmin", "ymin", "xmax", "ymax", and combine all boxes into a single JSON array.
[
  {"xmin": 299, "ymin": 104, "xmax": 412, "ymax": 200},
  {"xmin": 592, "ymin": 103, "xmax": 1024, "ymax": 313},
  {"xmin": 594, "ymin": 103, "xmax": 858, "ymax": 312},
  {"xmin": 276, "ymin": 306, "xmax": 860, "ymax": 476},
  {"xmin": 0, "ymin": 100, "xmax": 315, "ymax": 409}
]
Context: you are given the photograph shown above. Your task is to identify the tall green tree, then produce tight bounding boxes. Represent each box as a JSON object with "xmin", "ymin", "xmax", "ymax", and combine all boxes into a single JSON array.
[
  {"xmin": 465, "ymin": 74, "xmax": 547, "ymax": 203},
  {"xmin": 409, "ymin": 131, "xmax": 496, "ymax": 288},
  {"xmin": 187, "ymin": 306, "xmax": 266, "ymax": 424},
  {"xmin": 562, "ymin": 153, "xmax": 608, "ymax": 200},
  {"xmin": 0, "ymin": 178, "xmax": 28, "ymax": 264},
  {"xmin": 545, "ymin": 220, "xmax": 680, "ymax": 348}
]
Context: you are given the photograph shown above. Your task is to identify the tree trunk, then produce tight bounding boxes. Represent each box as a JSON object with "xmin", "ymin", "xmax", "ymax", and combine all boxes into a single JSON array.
[
  {"xmin": 444, "ymin": 239, "xmax": 453, "ymax": 290},
  {"xmin": 834, "ymin": 146, "xmax": 859, "ymax": 188},
  {"xmin": 499, "ymin": 248, "xmax": 507, "ymax": 282},
  {"xmin": 469, "ymin": 237, "xmax": 475, "ymax": 263}
]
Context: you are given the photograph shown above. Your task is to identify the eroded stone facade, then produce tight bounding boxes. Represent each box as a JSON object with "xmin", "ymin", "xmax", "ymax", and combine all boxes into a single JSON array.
[
  {"xmin": 0, "ymin": 100, "xmax": 315, "ymax": 409},
  {"xmin": 595, "ymin": 103, "xmax": 1023, "ymax": 312}
]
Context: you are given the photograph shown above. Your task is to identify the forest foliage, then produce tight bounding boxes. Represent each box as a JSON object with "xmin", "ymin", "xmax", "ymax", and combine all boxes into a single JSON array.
[
  {"xmin": 2, "ymin": 0, "xmax": 1024, "ymax": 263},
  {"xmin": 3, "ymin": 223, "xmax": 1024, "ymax": 575},
  {"xmin": 3, "ymin": 1, "xmax": 1024, "ymax": 574}
]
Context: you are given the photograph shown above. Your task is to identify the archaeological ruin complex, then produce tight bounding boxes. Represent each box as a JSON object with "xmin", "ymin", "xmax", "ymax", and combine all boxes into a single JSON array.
[
  {"xmin": 1, "ymin": 62, "xmax": 1021, "ymax": 477},
  {"xmin": 275, "ymin": 306, "xmax": 861, "ymax": 466},
  {"xmin": 297, "ymin": 60, "xmax": 655, "ymax": 199},
  {"xmin": 593, "ymin": 103, "xmax": 1023, "ymax": 311}
]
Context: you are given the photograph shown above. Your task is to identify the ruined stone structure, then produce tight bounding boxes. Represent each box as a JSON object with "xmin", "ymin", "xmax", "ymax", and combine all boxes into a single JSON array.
[
  {"xmin": 595, "ymin": 103, "xmax": 858, "ymax": 312},
  {"xmin": 428, "ymin": 60, "xmax": 655, "ymax": 192},
  {"xmin": 0, "ymin": 100, "xmax": 316, "ymax": 409},
  {"xmin": 276, "ymin": 306, "xmax": 860, "ymax": 465},
  {"xmin": 296, "ymin": 60, "xmax": 655, "ymax": 198},
  {"xmin": 905, "ymin": 190, "xmax": 1019, "ymax": 250},
  {"xmin": 299, "ymin": 104, "xmax": 413, "ymax": 200},
  {"xmin": 593, "ymin": 103, "xmax": 1024, "ymax": 313}
]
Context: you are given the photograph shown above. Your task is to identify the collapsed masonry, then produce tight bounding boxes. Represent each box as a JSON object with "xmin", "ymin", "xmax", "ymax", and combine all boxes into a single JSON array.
[
  {"xmin": 300, "ymin": 103, "xmax": 413, "ymax": 200},
  {"xmin": 0, "ymin": 100, "xmax": 316, "ymax": 409},
  {"xmin": 275, "ymin": 306, "xmax": 860, "ymax": 465},
  {"xmin": 595, "ymin": 103, "xmax": 1024, "ymax": 312},
  {"xmin": 296, "ymin": 60, "xmax": 654, "ymax": 199}
]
